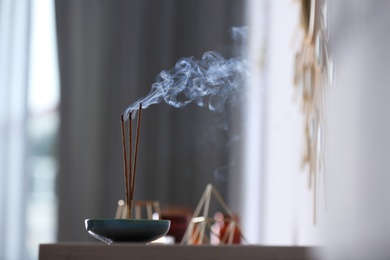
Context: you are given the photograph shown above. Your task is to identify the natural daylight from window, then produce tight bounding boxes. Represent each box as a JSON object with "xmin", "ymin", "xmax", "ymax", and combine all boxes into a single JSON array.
[{"xmin": 27, "ymin": 0, "xmax": 59, "ymax": 258}]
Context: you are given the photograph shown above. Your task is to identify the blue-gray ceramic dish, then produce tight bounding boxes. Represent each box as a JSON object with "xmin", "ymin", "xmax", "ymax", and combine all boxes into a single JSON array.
[{"xmin": 85, "ymin": 219, "xmax": 171, "ymax": 244}]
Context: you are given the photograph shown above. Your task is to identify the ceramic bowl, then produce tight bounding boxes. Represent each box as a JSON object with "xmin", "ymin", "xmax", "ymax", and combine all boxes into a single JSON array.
[{"xmin": 85, "ymin": 219, "xmax": 171, "ymax": 244}]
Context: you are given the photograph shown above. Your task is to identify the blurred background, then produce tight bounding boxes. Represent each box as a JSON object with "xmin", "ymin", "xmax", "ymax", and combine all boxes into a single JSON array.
[
  {"xmin": 2, "ymin": 0, "xmax": 390, "ymax": 259},
  {"xmin": 1, "ymin": 0, "xmax": 308, "ymax": 259}
]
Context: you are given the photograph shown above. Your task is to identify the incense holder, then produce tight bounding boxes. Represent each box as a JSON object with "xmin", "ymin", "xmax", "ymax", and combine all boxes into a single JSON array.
[{"xmin": 85, "ymin": 219, "xmax": 171, "ymax": 244}]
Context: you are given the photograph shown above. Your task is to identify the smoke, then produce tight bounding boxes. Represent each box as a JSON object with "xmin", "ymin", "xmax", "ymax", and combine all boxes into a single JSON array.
[
  {"xmin": 123, "ymin": 51, "xmax": 248, "ymax": 120},
  {"xmin": 229, "ymin": 26, "xmax": 249, "ymax": 43}
]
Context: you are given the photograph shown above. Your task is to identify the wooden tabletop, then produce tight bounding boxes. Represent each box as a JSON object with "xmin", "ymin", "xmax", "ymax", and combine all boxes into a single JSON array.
[{"xmin": 39, "ymin": 243, "xmax": 314, "ymax": 260}]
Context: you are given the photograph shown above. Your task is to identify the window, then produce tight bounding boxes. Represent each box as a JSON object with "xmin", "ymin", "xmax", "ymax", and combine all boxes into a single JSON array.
[
  {"xmin": 0, "ymin": 0, "xmax": 59, "ymax": 259},
  {"xmin": 27, "ymin": 0, "xmax": 59, "ymax": 258}
]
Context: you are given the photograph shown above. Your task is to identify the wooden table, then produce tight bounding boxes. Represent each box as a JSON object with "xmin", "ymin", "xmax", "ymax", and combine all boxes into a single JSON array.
[{"xmin": 39, "ymin": 243, "xmax": 313, "ymax": 260}]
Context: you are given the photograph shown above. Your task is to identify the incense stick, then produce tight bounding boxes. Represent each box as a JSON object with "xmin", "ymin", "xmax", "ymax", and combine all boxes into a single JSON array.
[
  {"xmin": 128, "ymin": 112, "xmax": 133, "ymax": 219},
  {"xmin": 131, "ymin": 103, "xmax": 143, "ymax": 202},
  {"xmin": 120, "ymin": 115, "xmax": 130, "ymax": 218}
]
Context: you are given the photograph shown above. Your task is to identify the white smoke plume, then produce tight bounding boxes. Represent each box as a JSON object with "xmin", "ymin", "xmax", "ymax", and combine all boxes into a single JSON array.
[{"xmin": 123, "ymin": 51, "xmax": 247, "ymax": 120}]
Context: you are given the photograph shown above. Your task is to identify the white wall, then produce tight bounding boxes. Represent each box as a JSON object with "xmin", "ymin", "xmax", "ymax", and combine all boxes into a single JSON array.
[
  {"xmin": 320, "ymin": 1, "xmax": 390, "ymax": 259},
  {"xmin": 243, "ymin": 2, "xmax": 390, "ymax": 254},
  {"xmin": 262, "ymin": 0, "xmax": 321, "ymax": 245},
  {"xmin": 241, "ymin": 0, "xmax": 321, "ymax": 245}
]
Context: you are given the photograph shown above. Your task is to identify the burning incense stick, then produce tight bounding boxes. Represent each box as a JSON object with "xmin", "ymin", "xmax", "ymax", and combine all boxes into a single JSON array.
[
  {"xmin": 128, "ymin": 112, "xmax": 133, "ymax": 219},
  {"xmin": 131, "ymin": 103, "xmax": 143, "ymax": 202},
  {"xmin": 120, "ymin": 115, "xmax": 130, "ymax": 218},
  {"xmin": 119, "ymin": 103, "xmax": 143, "ymax": 219}
]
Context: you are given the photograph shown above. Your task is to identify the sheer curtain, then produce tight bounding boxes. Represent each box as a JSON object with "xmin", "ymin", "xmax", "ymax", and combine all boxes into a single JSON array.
[
  {"xmin": 55, "ymin": 0, "xmax": 246, "ymax": 241},
  {"xmin": 0, "ymin": 0, "xmax": 31, "ymax": 259}
]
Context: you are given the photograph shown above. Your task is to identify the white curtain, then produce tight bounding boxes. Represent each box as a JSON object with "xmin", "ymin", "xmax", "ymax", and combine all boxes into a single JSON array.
[{"xmin": 0, "ymin": 0, "xmax": 31, "ymax": 259}]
